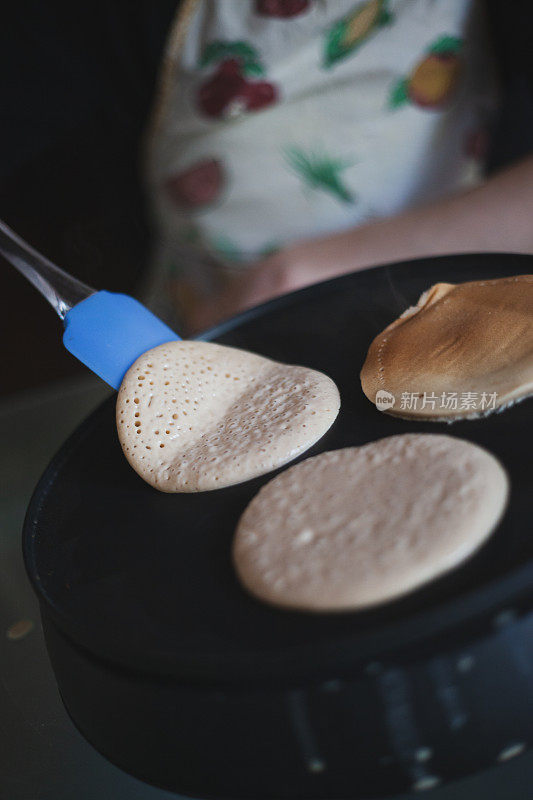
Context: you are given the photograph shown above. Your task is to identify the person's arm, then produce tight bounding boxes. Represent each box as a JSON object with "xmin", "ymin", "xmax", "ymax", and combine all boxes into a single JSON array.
[{"xmin": 187, "ymin": 155, "xmax": 533, "ymax": 332}]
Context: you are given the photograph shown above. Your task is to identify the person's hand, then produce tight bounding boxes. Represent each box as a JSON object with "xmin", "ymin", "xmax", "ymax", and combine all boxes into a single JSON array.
[
  {"xmin": 185, "ymin": 244, "xmax": 325, "ymax": 333},
  {"xmin": 178, "ymin": 154, "xmax": 533, "ymax": 333}
]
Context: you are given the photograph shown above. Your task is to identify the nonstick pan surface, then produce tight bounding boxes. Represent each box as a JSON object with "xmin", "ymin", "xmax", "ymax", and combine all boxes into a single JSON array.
[{"xmin": 24, "ymin": 254, "xmax": 533, "ymax": 685}]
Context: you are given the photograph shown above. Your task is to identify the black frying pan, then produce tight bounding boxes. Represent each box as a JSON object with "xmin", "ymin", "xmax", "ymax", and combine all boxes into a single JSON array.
[{"xmin": 23, "ymin": 254, "xmax": 533, "ymax": 799}]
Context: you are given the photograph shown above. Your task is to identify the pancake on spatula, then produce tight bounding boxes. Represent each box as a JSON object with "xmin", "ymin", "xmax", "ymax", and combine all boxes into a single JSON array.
[
  {"xmin": 360, "ymin": 275, "xmax": 533, "ymax": 420},
  {"xmin": 117, "ymin": 341, "xmax": 339, "ymax": 492},
  {"xmin": 233, "ymin": 434, "xmax": 508, "ymax": 612}
]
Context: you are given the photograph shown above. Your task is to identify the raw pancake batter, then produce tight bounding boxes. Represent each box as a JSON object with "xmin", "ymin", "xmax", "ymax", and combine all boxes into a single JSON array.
[
  {"xmin": 117, "ymin": 340, "xmax": 339, "ymax": 491},
  {"xmin": 360, "ymin": 275, "xmax": 533, "ymax": 420},
  {"xmin": 233, "ymin": 434, "xmax": 508, "ymax": 611}
]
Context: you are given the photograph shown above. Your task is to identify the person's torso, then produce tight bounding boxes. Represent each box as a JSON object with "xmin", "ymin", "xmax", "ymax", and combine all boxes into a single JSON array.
[{"xmin": 146, "ymin": 0, "xmax": 497, "ymax": 311}]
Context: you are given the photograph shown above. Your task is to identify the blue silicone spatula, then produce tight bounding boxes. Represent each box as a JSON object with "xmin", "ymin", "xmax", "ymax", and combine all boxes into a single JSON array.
[{"xmin": 1, "ymin": 220, "xmax": 180, "ymax": 389}]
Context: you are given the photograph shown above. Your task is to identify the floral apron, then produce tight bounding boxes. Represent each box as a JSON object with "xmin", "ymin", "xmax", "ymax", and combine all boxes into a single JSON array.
[{"xmin": 145, "ymin": 0, "xmax": 497, "ymax": 324}]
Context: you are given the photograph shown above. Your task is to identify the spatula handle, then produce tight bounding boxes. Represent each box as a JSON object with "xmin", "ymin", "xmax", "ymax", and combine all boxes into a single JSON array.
[{"xmin": 0, "ymin": 219, "xmax": 94, "ymax": 319}]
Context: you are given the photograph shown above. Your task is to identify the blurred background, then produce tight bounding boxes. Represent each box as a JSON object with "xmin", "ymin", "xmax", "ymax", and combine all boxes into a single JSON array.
[
  {"xmin": 1, "ymin": 7, "xmax": 176, "ymax": 793},
  {"xmin": 1, "ymin": 0, "xmax": 533, "ymax": 396},
  {"xmin": 1, "ymin": 1, "xmax": 177, "ymax": 394}
]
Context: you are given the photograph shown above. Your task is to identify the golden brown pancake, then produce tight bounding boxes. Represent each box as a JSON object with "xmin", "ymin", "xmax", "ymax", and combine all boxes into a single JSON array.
[
  {"xmin": 233, "ymin": 434, "xmax": 508, "ymax": 612},
  {"xmin": 117, "ymin": 340, "xmax": 339, "ymax": 492},
  {"xmin": 360, "ymin": 275, "xmax": 533, "ymax": 420}
]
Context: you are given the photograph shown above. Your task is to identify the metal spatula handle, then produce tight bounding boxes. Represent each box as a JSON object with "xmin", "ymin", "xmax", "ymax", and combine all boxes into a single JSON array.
[{"xmin": 0, "ymin": 219, "xmax": 94, "ymax": 319}]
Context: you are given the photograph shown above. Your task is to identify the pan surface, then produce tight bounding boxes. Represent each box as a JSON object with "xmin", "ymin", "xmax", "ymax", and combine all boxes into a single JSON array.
[
  {"xmin": 23, "ymin": 254, "xmax": 533, "ymax": 798},
  {"xmin": 24, "ymin": 253, "xmax": 533, "ymax": 681}
]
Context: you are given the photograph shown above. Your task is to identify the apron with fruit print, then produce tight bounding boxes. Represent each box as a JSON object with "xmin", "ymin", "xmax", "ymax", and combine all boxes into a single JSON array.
[{"xmin": 145, "ymin": 0, "xmax": 497, "ymax": 324}]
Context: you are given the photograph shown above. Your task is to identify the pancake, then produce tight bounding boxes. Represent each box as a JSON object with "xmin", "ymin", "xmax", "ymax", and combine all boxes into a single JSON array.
[
  {"xmin": 116, "ymin": 340, "xmax": 340, "ymax": 492},
  {"xmin": 233, "ymin": 434, "xmax": 508, "ymax": 612},
  {"xmin": 360, "ymin": 275, "xmax": 533, "ymax": 420}
]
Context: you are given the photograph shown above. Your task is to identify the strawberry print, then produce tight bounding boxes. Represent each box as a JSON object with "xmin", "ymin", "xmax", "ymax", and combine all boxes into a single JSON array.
[
  {"xmin": 389, "ymin": 36, "xmax": 462, "ymax": 110},
  {"xmin": 197, "ymin": 42, "xmax": 277, "ymax": 119},
  {"xmin": 164, "ymin": 159, "xmax": 224, "ymax": 208},
  {"xmin": 324, "ymin": 0, "xmax": 392, "ymax": 69},
  {"xmin": 255, "ymin": 0, "xmax": 310, "ymax": 18}
]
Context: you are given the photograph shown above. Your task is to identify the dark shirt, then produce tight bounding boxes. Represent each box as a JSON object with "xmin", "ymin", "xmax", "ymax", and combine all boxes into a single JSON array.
[{"xmin": 484, "ymin": 0, "xmax": 533, "ymax": 170}]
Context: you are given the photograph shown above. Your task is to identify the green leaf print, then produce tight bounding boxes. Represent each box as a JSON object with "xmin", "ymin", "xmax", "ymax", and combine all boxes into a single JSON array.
[
  {"xmin": 379, "ymin": 7, "xmax": 393, "ymax": 25},
  {"xmin": 209, "ymin": 234, "xmax": 245, "ymax": 263},
  {"xmin": 324, "ymin": 0, "xmax": 392, "ymax": 69},
  {"xmin": 388, "ymin": 77, "xmax": 409, "ymax": 109},
  {"xmin": 199, "ymin": 41, "xmax": 265, "ymax": 77},
  {"xmin": 242, "ymin": 61, "xmax": 265, "ymax": 78},
  {"xmin": 284, "ymin": 146, "xmax": 356, "ymax": 204},
  {"xmin": 428, "ymin": 35, "xmax": 462, "ymax": 56},
  {"xmin": 260, "ymin": 242, "xmax": 281, "ymax": 258},
  {"xmin": 176, "ymin": 226, "xmax": 202, "ymax": 246},
  {"xmin": 200, "ymin": 42, "xmax": 233, "ymax": 67}
]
